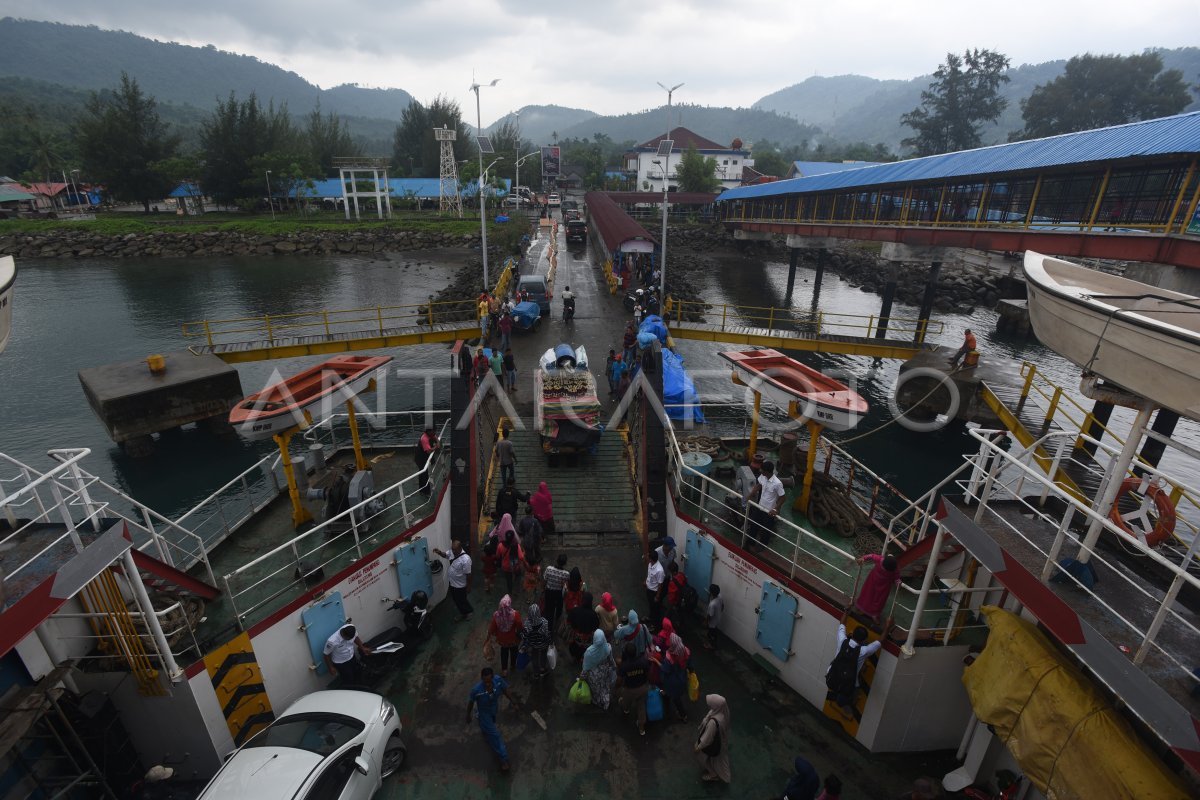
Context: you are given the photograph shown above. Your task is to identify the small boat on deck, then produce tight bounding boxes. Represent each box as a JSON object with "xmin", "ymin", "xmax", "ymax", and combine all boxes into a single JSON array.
[
  {"xmin": 1023, "ymin": 251, "xmax": 1200, "ymax": 421},
  {"xmin": 0, "ymin": 256, "xmax": 14, "ymax": 355},
  {"xmin": 229, "ymin": 355, "xmax": 393, "ymax": 440},
  {"xmin": 719, "ymin": 348, "xmax": 868, "ymax": 431}
]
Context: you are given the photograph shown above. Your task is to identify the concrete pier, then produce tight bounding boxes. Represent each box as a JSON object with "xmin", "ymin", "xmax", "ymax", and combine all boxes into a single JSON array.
[
  {"xmin": 895, "ymin": 347, "xmax": 1025, "ymax": 426},
  {"xmin": 79, "ymin": 351, "xmax": 243, "ymax": 456},
  {"xmin": 995, "ymin": 298, "xmax": 1034, "ymax": 337}
]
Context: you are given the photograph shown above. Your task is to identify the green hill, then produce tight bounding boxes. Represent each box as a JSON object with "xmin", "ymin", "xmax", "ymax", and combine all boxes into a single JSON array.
[{"xmin": 0, "ymin": 17, "xmax": 413, "ymax": 121}]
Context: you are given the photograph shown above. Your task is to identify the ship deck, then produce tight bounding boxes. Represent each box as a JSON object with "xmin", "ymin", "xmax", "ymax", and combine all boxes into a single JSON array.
[{"xmin": 355, "ymin": 541, "xmax": 956, "ymax": 799}]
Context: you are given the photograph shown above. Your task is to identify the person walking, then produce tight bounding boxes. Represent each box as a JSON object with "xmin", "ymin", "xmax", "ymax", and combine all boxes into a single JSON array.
[
  {"xmin": 616, "ymin": 643, "xmax": 651, "ymax": 736},
  {"xmin": 622, "ymin": 323, "xmax": 637, "ymax": 365},
  {"xmin": 322, "ymin": 623, "xmax": 371, "ymax": 686},
  {"xmin": 494, "ymin": 478, "xmax": 524, "ymax": 522},
  {"xmin": 516, "ymin": 505, "xmax": 542, "ymax": 564},
  {"xmin": 415, "ymin": 427, "xmax": 439, "ymax": 496},
  {"xmin": 498, "ymin": 311, "xmax": 513, "ymax": 352},
  {"xmin": 487, "ymin": 595, "xmax": 523, "ymax": 676},
  {"xmin": 613, "ymin": 609, "xmax": 652, "ymax": 660},
  {"xmin": 644, "ymin": 550, "xmax": 665, "ymax": 629},
  {"xmin": 541, "ymin": 554, "xmax": 569, "ymax": 636},
  {"xmin": 481, "ymin": 530, "xmax": 499, "ymax": 593},
  {"xmin": 853, "ymin": 552, "xmax": 901, "ymax": 627},
  {"xmin": 466, "ymin": 667, "xmax": 521, "ymax": 773},
  {"xmin": 749, "ymin": 460, "xmax": 785, "ymax": 551},
  {"xmin": 489, "ymin": 348, "xmax": 504, "ymax": 385},
  {"xmin": 563, "ymin": 567, "xmax": 586, "ymax": 614},
  {"xmin": 633, "ymin": 301, "xmax": 644, "ymax": 328},
  {"xmin": 782, "ymin": 756, "xmax": 821, "ymax": 800},
  {"xmin": 458, "ymin": 344, "xmax": 473, "ymax": 384},
  {"xmin": 432, "ymin": 540, "xmax": 473, "ymax": 621},
  {"xmin": 652, "ymin": 617, "xmax": 690, "ymax": 722},
  {"xmin": 477, "ymin": 294, "xmax": 490, "ymax": 342},
  {"xmin": 565, "ymin": 591, "xmax": 599, "ymax": 662},
  {"xmin": 503, "ymin": 348, "xmax": 517, "ymax": 392},
  {"xmin": 495, "ymin": 428, "xmax": 517, "ymax": 488},
  {"xmin": 663, "ymin": 562, "xmax": 688, "ymax": 627},
  {"xmin": 581, "ymin": 629, "xmax": 617, "ymax": 710},
  {"xmin": 520, "ymin": 603, "xmax": 552, "ymax": 679},
  {"xmin": 521, "ymin": 554, "xmax": 541, "ymax": 605},
  {"xmin": 607, "ymin": 353, "xmax": 626, "ymax": 399},
  {"xmin": 595, "ymin": 592, "xmax": 619, "ymax": 639},
  {"xmin": 495, "ymin": 516, "xmax": 524, "ymax": 596},
  {"xmin": 825, "ymin": 619, "xmax": 882, "ymax": 719},
  {"xmin": 654, "ymin": 536, "xmax": 678, "ymax": 573},
  {"xmin": 695, "ymin": 694, "xmax": 731, "ymax": 783},
  {"xmin": 703, "ymin": 584, "xmax": 724, "ymax": 650},
  {"xmin": 530, "ymin": 481, "xmax": 556, "ymax": 544},
  {"xmin": 473, "ymin": 348, "xmax": 489, "ymax": 386}
]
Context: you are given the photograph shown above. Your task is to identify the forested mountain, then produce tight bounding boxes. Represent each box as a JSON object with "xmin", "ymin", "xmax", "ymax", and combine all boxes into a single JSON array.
[
  {"xmin": 554, "ymin": 105, "xmax": 822, "ymax": 151},
  {"xmin": 756, "ymin": 47, "xmax": 1200, "ymax": 149},
  {"xmin": 0, "ymin": 18, "xmax": 413, "ymax": 121},
  {"xmin": 486, "ymin": 105, "xmax": 598, "ymax": 147}
]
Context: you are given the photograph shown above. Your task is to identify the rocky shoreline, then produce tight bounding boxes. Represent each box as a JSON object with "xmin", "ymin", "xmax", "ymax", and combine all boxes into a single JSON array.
[{"xmin": 0, "ymin": 228, "xmax": 481, "ymax": 259}]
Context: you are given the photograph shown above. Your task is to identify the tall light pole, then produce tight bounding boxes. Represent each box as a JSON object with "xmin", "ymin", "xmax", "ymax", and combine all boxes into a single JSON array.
[
  {"xmin": 471, "ymin": 77, "xmax": 500, "ymax": 290},
  {"xmin": 265, "ymin": 170, "xmax": 275, "ymax": 221},
  {"xmin": 655, "ymin": 81, "xmax": 683, "ymax": 302},
  {"xmin": 515, "ymin": 150, "xmax": 537, "ymax": 209}
]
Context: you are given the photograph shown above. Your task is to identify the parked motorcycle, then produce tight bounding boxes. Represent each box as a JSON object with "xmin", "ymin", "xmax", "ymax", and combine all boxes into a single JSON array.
[{"xmin": 356, "ymin": 591, "xmax": 431, "ymax": 686}]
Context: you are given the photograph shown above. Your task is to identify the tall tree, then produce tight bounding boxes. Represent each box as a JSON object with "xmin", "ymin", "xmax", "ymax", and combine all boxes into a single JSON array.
[
  {"xmin": 901, "ymin": 49, "xmax": 1011, "ymax": 156},
  {"xmin": 306, "ymin": 105, "xmax": 355, "ymax": 176},
  {"xmin": 1015, "ymin": 52, "xmax": 1192, "ymax": 140},
  {"xmin": 200, "ymin": 92, "xmax": 301, "ymax": 204},
  {"xmin": 391, "ymin": 95, "xmax": 472, "ymax": 178},
  {"xmin": 77, "ymin": 73, "xmax": 180, "ymax": 212},
  {"xmin": 675, "ymin": 144, "xmax": 719, "ymax": 193}
]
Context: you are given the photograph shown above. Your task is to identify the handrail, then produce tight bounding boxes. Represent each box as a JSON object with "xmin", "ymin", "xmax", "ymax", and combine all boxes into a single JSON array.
[
  {"xmin": 669, "ymin": 299, "xmax": 944, "ymax": 338},
  {"xmin": 0, "ymin": 448, "xmax": 91, "ymax": 507}
]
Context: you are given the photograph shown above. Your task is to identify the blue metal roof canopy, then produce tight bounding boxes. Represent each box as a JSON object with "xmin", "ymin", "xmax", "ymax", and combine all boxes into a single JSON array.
[{"xmin": 720, "ymin": 111, "xmax": 1200, "ymax": 202}]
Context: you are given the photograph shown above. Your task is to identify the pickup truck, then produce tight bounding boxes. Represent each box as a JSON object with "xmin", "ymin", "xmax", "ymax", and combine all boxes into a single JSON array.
[{"xmin": 534, "ymin": 344, "xmax": 601, "ymax": 458}]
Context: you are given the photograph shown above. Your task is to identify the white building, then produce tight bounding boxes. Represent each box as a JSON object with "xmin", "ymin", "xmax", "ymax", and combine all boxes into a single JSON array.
[{"xmin": 623, "ymin": 128, "xmax": 752, "ymax": 193}]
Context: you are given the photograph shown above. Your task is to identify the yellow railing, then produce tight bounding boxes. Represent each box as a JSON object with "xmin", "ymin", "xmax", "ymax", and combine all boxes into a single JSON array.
[
  {"xmin": 1010, "ymin": 361, "xmax": 1200, "ymax": 548},
  {"xmin": 668, "ymin": 300, "xmax": 944, "ymax": 342},
  {"xmin": 182, "ymin": 298, "xmax": 478, "ymax": 348}
]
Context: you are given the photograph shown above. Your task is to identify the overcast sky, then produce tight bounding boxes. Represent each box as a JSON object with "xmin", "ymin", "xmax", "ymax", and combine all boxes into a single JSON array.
[{"xmin": 8, "ymin": 0, "xmax": 1198, "ymax": 123}]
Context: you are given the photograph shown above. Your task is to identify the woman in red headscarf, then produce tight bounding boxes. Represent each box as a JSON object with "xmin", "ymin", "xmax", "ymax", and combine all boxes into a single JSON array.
[{"xmin": 594, "ymin": 592, "xmax": 619, "ymax": 639}]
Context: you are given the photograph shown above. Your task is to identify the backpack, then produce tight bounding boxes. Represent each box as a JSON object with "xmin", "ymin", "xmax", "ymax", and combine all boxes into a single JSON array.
[
  {"xmin": 680, "ymin": 583, "xmax": 699, "ymax": 614},
  {"xmin": 483, "ymin": 535, "xmax": 498, "ymax": 557},
  {"xmin": 506, "ymin": 543, "xmax": 523, "ymax": 571},
  {"xmin": 667, "ymin": 573, "xmax": 688, "ymax": 607},
  {"xmin": 825, "ymin": 638, "xmax": 859, "ymax": 694}
]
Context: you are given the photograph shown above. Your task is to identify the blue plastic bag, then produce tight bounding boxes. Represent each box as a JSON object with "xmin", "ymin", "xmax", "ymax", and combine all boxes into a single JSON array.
[
  {"xmin": 645, "ymin": 687, "xmax": 664, "ymax": 722},
  {"xmin": 516, "ymin": 651, "xmax": 530, "ymax": 671}
]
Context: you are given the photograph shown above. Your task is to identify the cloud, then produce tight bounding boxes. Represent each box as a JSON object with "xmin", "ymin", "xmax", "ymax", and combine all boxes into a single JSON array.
[{"xmin": 5, "ymin": 0, "xmax": 1197, "ymax": 119}]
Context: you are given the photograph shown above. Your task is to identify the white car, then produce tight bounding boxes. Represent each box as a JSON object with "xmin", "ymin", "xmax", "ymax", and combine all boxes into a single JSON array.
[
  {"xmin": 547, "ymin": 193, "xmax": 561, "ymax": 207},
  {"xmin": 197, "ymin": 690, "xmax": 404, "ymax": 800}
]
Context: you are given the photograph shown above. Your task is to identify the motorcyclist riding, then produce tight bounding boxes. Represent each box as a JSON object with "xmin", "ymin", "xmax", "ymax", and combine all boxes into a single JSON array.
[{"xmin": 561, "ymin": 285, "xmax": 576, "ymax": 322}]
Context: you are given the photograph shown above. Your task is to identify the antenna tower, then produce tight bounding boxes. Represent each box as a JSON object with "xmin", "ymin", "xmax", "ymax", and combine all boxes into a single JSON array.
[{"xmin": 435, "ymin": 127, "xmax": 462, "ymax": 217}]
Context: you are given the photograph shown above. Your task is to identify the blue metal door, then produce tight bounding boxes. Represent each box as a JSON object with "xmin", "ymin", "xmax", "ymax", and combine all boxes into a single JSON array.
[
  {"xmin": 394, "ymin": 538, "xmax": 433, "ymax": 601},
  {"xmin": 302, "ymin": 591, "xmax": 345, "ymax": 675},
  {"xmin": 683, "ymin": 528, "xmax": 715, "ymax": 608},
  {"xmin": 755, "ymin": 582, "xmax": 798, "ymax": 661}
]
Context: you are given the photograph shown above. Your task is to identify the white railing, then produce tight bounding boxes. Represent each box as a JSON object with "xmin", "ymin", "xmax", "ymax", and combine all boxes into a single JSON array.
[
  {"xmin": 899, "ymin": 429, "xmax": 1200, "ymax": 684},
  {"xmin": 221, "ymin": 417, "xmax": 451, "ymax": 630},
  {"xmin": 173, "ymin": 410, "xmax": 451, "ymax": 568}
]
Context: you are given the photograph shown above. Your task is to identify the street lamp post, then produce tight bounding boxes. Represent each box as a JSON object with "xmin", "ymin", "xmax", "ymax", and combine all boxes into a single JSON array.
[
  {"xmin": 515, "ymin": 150, "xmax": 537, "ymax": 210},
  {"xmin": 471, "ymin": 77, "xmax": 500, "ymax": 290},
  {"xmin": 656, "ymin": 81, "xmax": 683, "ymax": 302},
  {"xmin": 265, "ymin": 170, "xmax": 275, "ymax": 221}
]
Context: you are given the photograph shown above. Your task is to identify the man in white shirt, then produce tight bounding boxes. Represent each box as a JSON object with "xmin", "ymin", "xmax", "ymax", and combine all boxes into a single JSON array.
[
  {"xmin": 323, "ymin": 623, "xmax": 371, "ymax": 686},
  {"xmin": 750, "ymin": 460, "xmax": 786, "ymax": 552},
  {"xmin": 644, "ymin": 550, "xmax": 666, "ymax": 628},
  {"xmin": 433, "ymin": 540, "xmax": 473, "ymax": 621}
]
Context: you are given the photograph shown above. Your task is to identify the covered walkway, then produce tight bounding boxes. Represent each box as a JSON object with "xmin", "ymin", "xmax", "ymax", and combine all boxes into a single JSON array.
[{"xmin": 719, "ymin": 112, "xmax": 1200, "ymax": 269}]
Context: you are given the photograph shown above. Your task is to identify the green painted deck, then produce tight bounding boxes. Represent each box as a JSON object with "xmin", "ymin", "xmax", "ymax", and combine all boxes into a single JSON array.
[
  {"xmin": 479, "ymin": 425, "xmax": 638, "ymax": 544},
  {"xmin": 355, "ymin": 541, "xmax": 957, "ymax": 799}
]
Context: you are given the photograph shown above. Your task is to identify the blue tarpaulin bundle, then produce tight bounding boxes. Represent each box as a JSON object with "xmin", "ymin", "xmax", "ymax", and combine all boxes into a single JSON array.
[
  {"xmin": 662, "ymin": 349, "xmax": 704, "ymax": 422},
  {"xmin": 639, "ymin": 315, "xmax": 669, "ymax": 344}
]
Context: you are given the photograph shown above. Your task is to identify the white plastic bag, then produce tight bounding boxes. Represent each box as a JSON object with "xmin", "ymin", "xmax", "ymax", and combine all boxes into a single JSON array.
[{"xmin": 546, "ymin": 645, "xmax": 558, "ymax": 671}]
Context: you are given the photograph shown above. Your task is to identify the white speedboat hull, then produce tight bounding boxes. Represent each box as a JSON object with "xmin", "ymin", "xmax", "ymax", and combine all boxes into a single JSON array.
[
  {"xmin": 0, "ymin": 256, "xmax": 13, "ymax": 355},
  {"xmin": 1023, "ymin": 251, "xmax": 1200, "ymax": 420},
  {"xmin": 234, "ymin": 363, "xmax": 388, "ymax": 441}
]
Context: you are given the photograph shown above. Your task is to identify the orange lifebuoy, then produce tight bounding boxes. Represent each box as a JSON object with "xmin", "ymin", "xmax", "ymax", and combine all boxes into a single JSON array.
[{"xmin": 1109, "ymin": 477, "xmax": 1176, "ymax": 548}]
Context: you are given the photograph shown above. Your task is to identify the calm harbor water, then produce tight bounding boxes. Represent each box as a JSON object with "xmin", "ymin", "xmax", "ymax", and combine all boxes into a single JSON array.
[{"xmin": 2, "ymin": 244, "xmax": 1197, "ymax": 520}]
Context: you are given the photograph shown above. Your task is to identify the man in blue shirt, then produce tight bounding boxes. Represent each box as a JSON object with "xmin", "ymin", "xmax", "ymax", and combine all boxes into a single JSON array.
[{"xmin": 466, "ymin": 667, "xmax": 521, "ymax": 772}]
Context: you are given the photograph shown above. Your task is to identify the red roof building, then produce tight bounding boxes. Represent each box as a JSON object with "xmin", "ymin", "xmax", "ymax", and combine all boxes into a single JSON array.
[{"xmin": 622, "ymin": 127, "xmax": 753, "ymax": 194}]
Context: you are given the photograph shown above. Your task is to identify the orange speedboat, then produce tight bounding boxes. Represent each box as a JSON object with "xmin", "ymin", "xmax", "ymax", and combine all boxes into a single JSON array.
[
  {"xmin": 229, "ymin": 355, "xmax": 392, "ymax": 440},
  {"xmin": 719, "ymin": 348, "xmax": 868, "ymax": 431}
]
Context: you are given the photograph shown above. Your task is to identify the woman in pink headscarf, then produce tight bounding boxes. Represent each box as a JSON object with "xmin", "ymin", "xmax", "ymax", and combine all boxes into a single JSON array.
[
  {"xmin": 529, "ymin": 481, "xmax": 556, "ymax": 544},
  {"xmin": 487, "ymin": 594, "xmax": 523, "ymax": 675},
  {"xmin": 594, "ymin": 592, "xmax": 619, "ymax": 639}
]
